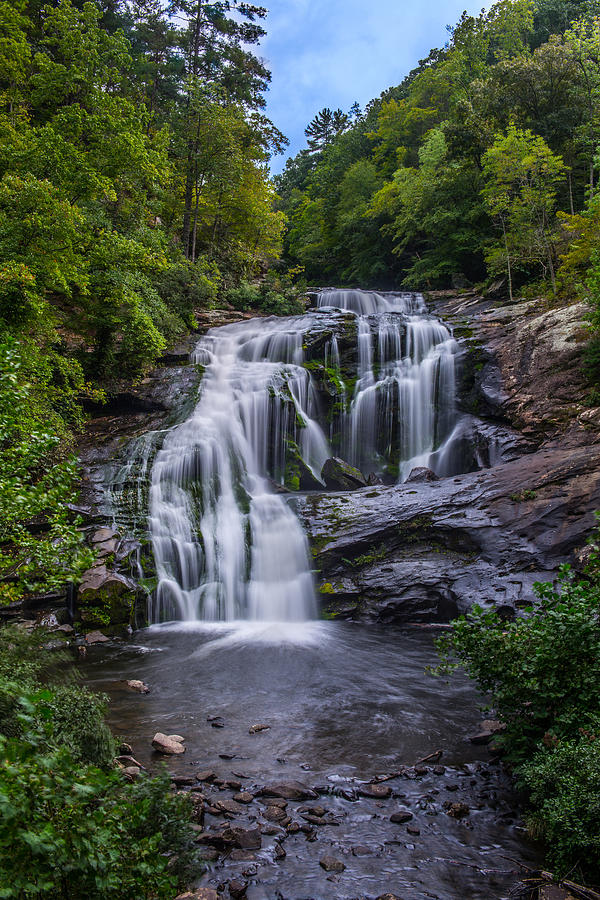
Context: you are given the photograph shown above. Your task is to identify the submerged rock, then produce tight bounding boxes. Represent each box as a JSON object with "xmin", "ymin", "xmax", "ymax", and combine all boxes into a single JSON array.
[
  {"xmin": 262, "ymin": 781, "xmax": 318, "ymax": 801},
  {"xmin": 321, "ymin": 457, "xmax": 367, "ymax": 491}
]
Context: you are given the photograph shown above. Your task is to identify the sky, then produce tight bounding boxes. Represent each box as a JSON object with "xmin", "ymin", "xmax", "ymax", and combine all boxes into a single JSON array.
[{"xmin": 259, "ymin": 0, "xmax": 485, "ymax": 174}]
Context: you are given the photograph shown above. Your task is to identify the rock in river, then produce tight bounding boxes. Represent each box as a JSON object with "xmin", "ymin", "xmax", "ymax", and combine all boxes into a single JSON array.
[
  {"xmin": 319, "ymin": 855, "xmax": 346, "ymax": 873},
  {"xmin": 152, "ymin": 732, "xmax": 185, "ymax": 755},
  {"xmin": 261, "ymin": 781, "xmax": 318, "ymax": 801}
]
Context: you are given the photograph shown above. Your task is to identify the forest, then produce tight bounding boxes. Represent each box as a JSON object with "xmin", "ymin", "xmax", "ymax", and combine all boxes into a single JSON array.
[{"xmin": 4, "ymin": 0, "xmax": 600, "ymax": 897}]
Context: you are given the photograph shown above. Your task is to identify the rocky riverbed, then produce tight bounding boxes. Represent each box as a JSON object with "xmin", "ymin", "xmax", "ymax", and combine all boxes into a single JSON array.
[{"xmin": 81, "ymin": 622, "xmax": 540, "ymax": 900}]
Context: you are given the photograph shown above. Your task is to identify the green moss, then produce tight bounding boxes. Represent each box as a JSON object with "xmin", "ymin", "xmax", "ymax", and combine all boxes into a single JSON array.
[
  {"xmin": 510, "ymin": 489, "xmax": 537, "ymax": 502},
  {"xmin": 341, "ymin": 543, "xmax": 387, "ymax": 568},
  {"xmin": 319, "ymin": 582, "xmax": 335, "ymax": 594}
]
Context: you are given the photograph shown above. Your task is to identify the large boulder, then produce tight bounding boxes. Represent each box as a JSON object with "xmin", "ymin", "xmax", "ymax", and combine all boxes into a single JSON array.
[
  {"xmin": 321, "ymin": 457, "xmax": 367, "ymax": 491},
  {"xmin": 298, "ymin": 457, "xmax": 324, "ymax": 491},
  {"xmin": 78, "ymin": 565, "xmax": 136, "ymax": 625}
]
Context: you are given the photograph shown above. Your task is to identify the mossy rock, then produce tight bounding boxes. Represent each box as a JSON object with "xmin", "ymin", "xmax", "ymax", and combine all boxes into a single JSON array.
[{"xmin": 78, "ymin": 566, "xmax": 137, "ymax": 625}]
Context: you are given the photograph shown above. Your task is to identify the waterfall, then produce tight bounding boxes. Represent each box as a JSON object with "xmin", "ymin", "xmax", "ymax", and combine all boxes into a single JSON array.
[
  {"xmin": 147, "ymin": 290, "xmax": 462, "ymax": 624},
  {"xmin": 148, "ymin": 318, "xmax": 324, "ymax": 624},
  {"xmin": 317, "ymin": 290, "xmax": 459, "ymax": 479}
]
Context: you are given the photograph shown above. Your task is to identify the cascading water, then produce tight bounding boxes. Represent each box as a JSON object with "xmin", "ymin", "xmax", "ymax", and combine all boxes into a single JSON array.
[
  {"xmin": 148, "ymin": 318, "xmax": 326, "ymax": 624},
  {"xmin": 147, "ymin": 289, "xmax": 463, "ymax": 624},
  {"xmin": 317, "ymin": 289, "xmax": 459, "ymax": 479}
]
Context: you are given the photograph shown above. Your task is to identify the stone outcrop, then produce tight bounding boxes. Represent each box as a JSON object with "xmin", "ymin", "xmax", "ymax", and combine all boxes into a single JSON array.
[
  {"xmin": 296, "ymin": 442, "xmax": 600, "ymax": 622},
  {"xmin": 294, "ymin": 292, "xmax": 600, "ymax": 623},
  {"xmin": 428, "ymin": 292, "xmax": 596, "ymax": 444}
]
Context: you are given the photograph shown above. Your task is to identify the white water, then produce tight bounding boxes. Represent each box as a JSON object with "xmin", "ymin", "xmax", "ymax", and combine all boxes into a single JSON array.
[
  {"xmin": 318, "ymin": 290, "xmax": 459, "ymax": 479},
  {"xmin": 148, "ymin": 289, "xmax": 461, "ymax": 623}
]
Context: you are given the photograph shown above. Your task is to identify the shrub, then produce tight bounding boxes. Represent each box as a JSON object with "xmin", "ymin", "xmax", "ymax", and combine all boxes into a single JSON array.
[
  {"xmin": 436, "ymin": 528, "xmax": 600, "ymax": 881},
  {"xmin": 520, "ymin": 731, "xmax": 600, "ymax": 878},
  {"xmin": 0, "ymin": 719, "xmax": 198, "ymax": 899},
  {"xmin": 0, "ymin": 629, "xmax": 202, "ymax": 897}
]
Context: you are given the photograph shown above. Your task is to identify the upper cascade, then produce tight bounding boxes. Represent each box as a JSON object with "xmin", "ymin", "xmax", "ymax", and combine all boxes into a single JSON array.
[
  {"xmin": 317, "ymin": 289, "xmax": 424, "ymax": 316},
  {"xmin": 145, "ymin": 288, "xmax": 464, "ymax": 624}
]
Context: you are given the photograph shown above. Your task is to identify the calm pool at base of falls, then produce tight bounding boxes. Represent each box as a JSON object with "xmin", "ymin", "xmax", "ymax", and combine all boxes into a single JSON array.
[{"xmin": 82, "ymin": 622, "xmax": 540, "ymax": 900}]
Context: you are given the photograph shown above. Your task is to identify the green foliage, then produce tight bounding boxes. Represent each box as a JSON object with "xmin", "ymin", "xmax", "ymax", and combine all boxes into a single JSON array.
[
  {"xmin": 0, "ymin": 338, "xmax": 94, "ymax": 604},
  {"xmin": 0, "ymin": 733, "xmax": 197, "ymax": 899},
  {"xmin": 436, "ymin": 528, "xmax": 600, "ymax": 880},
  {"xmin": 0, "ymin": 627, "xmax": 201, "ymax": 898},
  {"xmin": 481, "ymin": 125, "xmax": 567, "ymax": 297},
  {"xmin": 226, "ymin": 270, "xmax": 305, "ymax": 317},
  {"xmin": 521, "ymin": 731, "xmax": 600, "ymax": 877},
  {"xmin": 276, "ymin": 0, "xmax": 600, "ymax": 299}
]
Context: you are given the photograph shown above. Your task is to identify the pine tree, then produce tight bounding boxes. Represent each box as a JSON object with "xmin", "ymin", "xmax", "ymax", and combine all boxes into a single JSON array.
[{"xmin": 304, "ymin": 107, "xmax": 349, "ymax": 152}]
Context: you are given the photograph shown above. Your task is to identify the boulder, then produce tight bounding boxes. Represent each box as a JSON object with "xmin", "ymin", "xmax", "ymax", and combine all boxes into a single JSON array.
[
  {"xmin": 321, "ymin": 457, "xmax": 367, "ymax": 491},
  {"xmin": 228, "ymin": 880, "xmax": 248, "ymax": 899},
  {"xmin": 469, "ymin": 719, "xmax": 505, "ymax": 744},
  {"xmin": 405, "ymin": 467, "xmax": 439, "ymax": 483},
  {"xmin": 91, "ymin": 527, "xmax": 119, "ymax": 544},
  {"xmin": 261, "ymin": 781, "xmax": 318, "ymax": 801},
  {"xmin": 152, "ymin": 732, "xmax": 185, "ymax": 755},
  {"xmin": 390, "ymin": 809, "xmax": 413, "ymax": 823},
  {"xmin": 319, "ymin": 855, "xmax": 346, "ymax": 873},
  {"xmin": 232, "ymin": 827, "xmax": 262, "ymax": 850},
  {"xmin": 248, "ymin": 723, "xmax": 270, "ymax": 734},
  {"xmin": 85, "ymin": 630, "xmax": 110, "ymax": 644},
  {"xmin": 298, "ymin": 457, "xmax": 325, "ymax": 491},
  {"xmin": 78, "ymin": 565, "xmax": 136, "ymax": 625},
  {"xmin": 126, "ymin": 679, "xmax": 150, "ymax": 694},
  {"xmin": 358, "ymin": 783, "xmax": 392, "ymax": 799}
]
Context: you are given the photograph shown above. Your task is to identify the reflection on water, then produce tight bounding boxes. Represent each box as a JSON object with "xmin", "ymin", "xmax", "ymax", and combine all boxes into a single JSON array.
[{"xmin": 83, "ymin": 623, "xmax": 538, "ymax": 899}]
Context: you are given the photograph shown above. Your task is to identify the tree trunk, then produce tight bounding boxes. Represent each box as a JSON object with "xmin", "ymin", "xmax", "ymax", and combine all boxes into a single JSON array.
[
  {"xmin": 568, "ymin": 171, "xmax": 575, "ymax": 215},
  {"xmin": 502, "ymin": 218, "xmax": 513, "ymax": 303},
  {"xmin": 190, "ymin": 173, "xmax": 205, "ymax": 264}
]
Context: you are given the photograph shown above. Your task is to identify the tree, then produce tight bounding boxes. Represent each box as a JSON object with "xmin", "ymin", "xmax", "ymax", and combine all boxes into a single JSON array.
[
  {"xmin": 304, "ymin": 107, "xmax": 349, "ymax": 152},
  {"xmin": 481, "ymin": 125, "xmax": 567, "ymax": 297}
]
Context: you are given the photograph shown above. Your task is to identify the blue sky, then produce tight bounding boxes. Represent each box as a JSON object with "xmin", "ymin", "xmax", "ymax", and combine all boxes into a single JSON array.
[{"xmin": 259, "ymin": 0, "xmax": 485, "ymax": 173}]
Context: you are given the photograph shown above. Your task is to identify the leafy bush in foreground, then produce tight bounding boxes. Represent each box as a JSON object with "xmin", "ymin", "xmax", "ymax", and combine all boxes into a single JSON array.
[
  {"xmin": 436, "ymin": 532, "xmax": 600, "ymax": 882},
  {"xmin": 0, "ymin": 629, "xmax": 201, "ymax": 898}
]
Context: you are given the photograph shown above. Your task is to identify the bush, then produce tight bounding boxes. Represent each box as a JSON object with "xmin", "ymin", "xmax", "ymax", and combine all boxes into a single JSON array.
[
  {"xmin": 0, "ymin": 722, "xmax": 198, "ymax": 899},
  {"xmin": 436, "ymin": 528, "xmax": 600, "ymax": 881},
  {"xmin": 0, "ymin": 628, "xmax": 202, "ymax": 897},
  {"xmin": 521, "ymin": 731, "xmax": 600, "ymax": 878},
  {"xmin": 225, "ymin": 269, "xmax": 306, "ymax": 316}
]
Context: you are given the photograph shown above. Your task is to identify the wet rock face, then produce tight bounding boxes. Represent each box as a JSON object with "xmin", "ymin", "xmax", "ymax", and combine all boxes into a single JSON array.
[
  {"xmin": 289, "ymin": 293, "xmax": 600, "ymax": 624},
  {"xmin": 321, "ymin": 457, "xmax": 367, "ymax": 491},
  {"xmin": 429, "ymin": 292, "xmax": 596, "ymax": 444},
  {"xmin": 295, "ymin": 442, "xmax": 600, "ymax": 622}
]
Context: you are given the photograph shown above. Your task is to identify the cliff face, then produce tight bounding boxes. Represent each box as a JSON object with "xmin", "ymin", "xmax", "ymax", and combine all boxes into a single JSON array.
[{"xmin": 295, "ymin": 293, "xmax": 600, "ymax": 624}]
